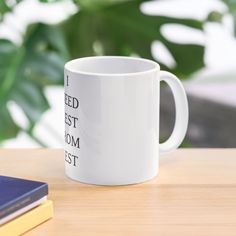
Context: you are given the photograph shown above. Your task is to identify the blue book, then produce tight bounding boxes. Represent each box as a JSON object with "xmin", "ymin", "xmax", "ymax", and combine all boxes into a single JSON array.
[{"xmin": 0, "ymin": 176, "xmax": 48, "ymax": 220}]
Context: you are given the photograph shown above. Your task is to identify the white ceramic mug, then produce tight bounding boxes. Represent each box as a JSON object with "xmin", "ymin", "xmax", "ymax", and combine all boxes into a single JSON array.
[{"xmin": 64, "ymin": 56, "xmax": 188, "ymax": 185}]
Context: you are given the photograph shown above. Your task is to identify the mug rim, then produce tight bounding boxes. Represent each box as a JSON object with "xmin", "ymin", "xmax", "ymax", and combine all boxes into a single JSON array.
[{"xmin": 64, "ymin": 56, "xmax": 160, "ymax": 77}]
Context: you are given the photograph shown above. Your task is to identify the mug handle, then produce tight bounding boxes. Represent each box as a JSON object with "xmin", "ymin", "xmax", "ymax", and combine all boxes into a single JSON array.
[{"xmin": 159, "ymin": 71, "xmax": 189, "ymax": 154}]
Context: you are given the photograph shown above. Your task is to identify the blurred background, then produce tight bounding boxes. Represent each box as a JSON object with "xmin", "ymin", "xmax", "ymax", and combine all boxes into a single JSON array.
[{"xmin": 0, "ymin": 0, "xmax": 235, "ymax": 148}]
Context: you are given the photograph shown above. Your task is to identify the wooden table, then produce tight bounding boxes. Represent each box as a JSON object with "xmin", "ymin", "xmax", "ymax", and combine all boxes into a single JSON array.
[{"xmin": 0, "ymin": 149, "xmax": 236, "ymax": 236}]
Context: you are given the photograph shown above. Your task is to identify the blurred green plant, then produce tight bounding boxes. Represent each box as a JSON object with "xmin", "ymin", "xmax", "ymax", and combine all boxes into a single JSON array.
[
  {"xmin": 0, "ymin": 0, "xmax": 205, "ymax": 145},
  {"xmin": 0, "ymin": 25, "xmax": 68, "ymax": 144},
  {"xmin": 221, "ymin": 0, "xmax": 236, "ymax": 35}
]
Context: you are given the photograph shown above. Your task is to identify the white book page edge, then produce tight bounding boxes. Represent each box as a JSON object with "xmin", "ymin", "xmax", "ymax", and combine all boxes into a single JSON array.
[{"xmin": 0, "ymin": 196, "xmax": 47, "ymax": 225}]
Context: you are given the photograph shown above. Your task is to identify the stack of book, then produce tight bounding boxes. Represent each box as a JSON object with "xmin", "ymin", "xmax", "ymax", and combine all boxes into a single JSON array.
[{"xmin": 0, "ymin": 175, "xmax": 53, "ymax": 235}]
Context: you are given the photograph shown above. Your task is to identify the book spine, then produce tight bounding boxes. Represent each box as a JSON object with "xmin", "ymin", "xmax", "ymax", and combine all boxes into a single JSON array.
[{"xmin": 0, "ymin": 184, "xmax": 48, "ymax": 219}]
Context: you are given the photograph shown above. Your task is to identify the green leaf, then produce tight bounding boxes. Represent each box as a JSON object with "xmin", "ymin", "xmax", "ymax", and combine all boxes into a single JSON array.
[
  {"xmin": 0, "ymin": 0, "xmax": 21, "ymax": 19},
  {"xmin": 164, "ymin": 41, "xmax": 204, "ymax": 78},
  {"xmin": 61, "ymin": 0, "xmax": 205, "ymax": 78},
  {"xmin": 11, "ymin": 81, "xmax": 50, "ymax": 124},
  {"xmin": 0, "ymin": 24, "xmax": 68, "ymax": 141},
  {"xmin": 207, "ymin": 11, "xmax": 224, "ymax": 23},
  {"xmin": 0, "ymin": 106, "xmax": 20, "ymax": 142},
  {"xmin": 0, "ymin": 1, "xmax": 12, "ymax": 16}
]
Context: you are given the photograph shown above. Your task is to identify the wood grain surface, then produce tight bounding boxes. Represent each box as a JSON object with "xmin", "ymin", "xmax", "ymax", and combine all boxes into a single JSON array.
[{"xmin": 0, "ymin": 149, "xmax": 236, "ymax": 236}]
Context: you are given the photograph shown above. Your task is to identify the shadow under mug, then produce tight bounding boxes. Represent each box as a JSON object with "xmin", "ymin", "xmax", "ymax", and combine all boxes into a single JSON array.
[{"xmin": 64, "ymin": 56, "xmax": 188, "ymax": 185}]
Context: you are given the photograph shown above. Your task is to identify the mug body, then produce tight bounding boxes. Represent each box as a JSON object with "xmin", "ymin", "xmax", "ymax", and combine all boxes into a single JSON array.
[{"xmin": 64, "ymin": 56, "xmax": 160, "ymax": 185}]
